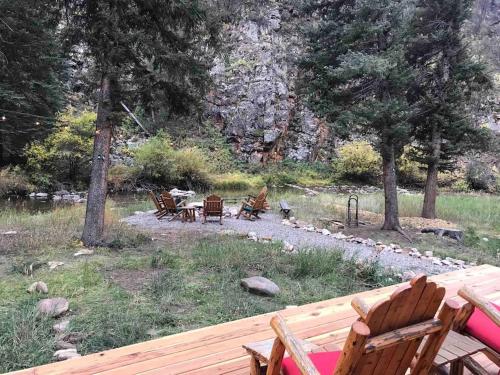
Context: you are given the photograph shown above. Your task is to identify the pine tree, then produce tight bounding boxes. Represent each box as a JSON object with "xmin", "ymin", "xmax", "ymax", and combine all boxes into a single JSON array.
[
  {"xmin": 60, "ymin": 0, "xmax": 219, "ymax": 246},
  {"xmin": 0, "ymin": 0, "xmax": 63, "ymax": 165},
  {"xmin": 302, "ymin": 0, "xmax": 414, "ymax": 231},
  {"xmin": 406, "ymin": 0, "xmax": 491, "ymax": 218}
]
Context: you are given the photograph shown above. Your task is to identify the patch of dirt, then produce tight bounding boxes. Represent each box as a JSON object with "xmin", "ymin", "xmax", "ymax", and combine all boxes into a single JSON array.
[
  {"xmin": 106, "ymin": 269, "xmax": 161, "ymax": 293},
  {"xmin": 331, "ymin": 204, "xmax": 458, "ymax": 229}
]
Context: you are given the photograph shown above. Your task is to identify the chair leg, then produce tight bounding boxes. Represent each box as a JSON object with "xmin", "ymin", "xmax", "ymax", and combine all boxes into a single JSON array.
[
  {"xmin": 236, "ymin": 208, "xmax": 243, "ymax": 219},
  {"xmin": 220, "ymin": 214, "xmax": 223, "ymax": 225}
]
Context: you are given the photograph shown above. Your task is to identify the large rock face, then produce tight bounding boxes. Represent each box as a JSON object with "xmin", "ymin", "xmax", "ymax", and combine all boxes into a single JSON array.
[{"xmin": 207, "ymin": 3, "xmax": 330, "ymax": 163}]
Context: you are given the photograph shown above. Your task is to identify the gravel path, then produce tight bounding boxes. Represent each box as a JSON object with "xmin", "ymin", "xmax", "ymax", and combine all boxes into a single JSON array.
[{"xmin": 123, "ymin": 210, "xmax": 453, "ymax": 275}]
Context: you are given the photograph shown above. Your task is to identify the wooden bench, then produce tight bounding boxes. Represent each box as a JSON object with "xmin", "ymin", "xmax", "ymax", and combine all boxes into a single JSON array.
[{"xmin": 279, "ymin": 200, "xmax": 291, "ymax": 219}]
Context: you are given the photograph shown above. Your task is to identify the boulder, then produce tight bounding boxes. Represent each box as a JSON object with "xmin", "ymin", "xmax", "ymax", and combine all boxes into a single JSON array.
[
  {"xmin": 321, "ymin": 229, "xmax": 331, "ymax": 236},
  {"xmin": 241, "ymin": 276, "xmax": 280, "ymax": 297},
  {"xmin": 27, "ymin": 281, "xmax": 48, "ymax": 294},
  {"xmin": 283, "ymin": 241, "xmax": 295, "ymax": 252},
  {"xmin": 55, "ymin": 340, "xmax": 76, "ymax": 350},
  {"xmin": 53, "ymin": 319, "xmax": 71, "ymax": 333},
  {"xmin": 37, "ymin": 297, "xmax": 69, "ymax": 317},
  {"xmin": 53, "ymin": 348, "xmax": 81, "ymax": 361},
  {"xmin": 2, "ymin": 230, "xmax": 17, "ymax": 235}
]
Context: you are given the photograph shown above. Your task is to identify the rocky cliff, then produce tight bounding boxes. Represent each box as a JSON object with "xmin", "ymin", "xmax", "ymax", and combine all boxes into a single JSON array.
[{"xmin": 206, "ymin": 2, "xmax": 331, "ymax": 163}]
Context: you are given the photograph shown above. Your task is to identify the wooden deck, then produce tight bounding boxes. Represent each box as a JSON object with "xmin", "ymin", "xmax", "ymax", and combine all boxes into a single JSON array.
[{"xmin": 10, "ymin": 265, "xmax": 500, "ymax": 375}]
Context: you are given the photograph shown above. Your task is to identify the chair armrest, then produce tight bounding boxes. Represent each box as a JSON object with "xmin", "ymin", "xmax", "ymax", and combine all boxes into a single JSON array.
[
  {"xmin": 270, "ymin": 315, "xmax": 320, "ymax": 375},
  {"xmin": 176, "ymin": 199, "xmax": 187, "ymax": 207},
  {"xmin": 458, "ymin": 286, "xmax": 500, "ymax": 326},
  {"xmin": 351, "ymin": 296, "xmax": 370, "ymax": 320}
]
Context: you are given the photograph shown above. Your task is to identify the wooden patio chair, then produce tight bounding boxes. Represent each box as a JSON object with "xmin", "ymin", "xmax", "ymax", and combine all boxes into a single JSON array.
[
  {"xmin": 451, "ymin": 286, "xmax": 500, "ymax": 374},
  {"xmin": 203, "ymin": 194, "xmax": 224, "ymax": 225},
  {"xmin": 245, "ymin": 274, "xmax": 459, "ymax": 375},
  {"xmin": 158, "ymin": 192, "xmax": 186, "ymax": 220},
  {"xmin": 237, "ymin": 186, "xmax": 268, "ymax": 220},
  {"xmin": 148, "ymin": 190, "xmax": 165, "ymax": 218}
]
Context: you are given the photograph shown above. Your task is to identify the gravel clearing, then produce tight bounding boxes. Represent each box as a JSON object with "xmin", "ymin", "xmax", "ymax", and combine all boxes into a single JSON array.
[{"xmin": 123, "ymin": 210, "xmax": 454, "ymax": 275}]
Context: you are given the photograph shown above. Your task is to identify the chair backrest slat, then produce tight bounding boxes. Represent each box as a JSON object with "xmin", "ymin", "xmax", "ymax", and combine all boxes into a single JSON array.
[
  {"xmin": 333, "ymin": 275, "xmax": 458, "ymax": 375},
  {"xmin": 160, "ymin": 192, "xmax": 177, "ymax": 210},
  {"xmin": 148, "ymin": 191, "xmax": 162, "ymax": 211},
  {"xmin": 204, "ymin": 194, "xmax": 223, "ymax": 214},
  {"xmin": 252, "ymin": 187, "xmax": 268, "ymax": 210}
]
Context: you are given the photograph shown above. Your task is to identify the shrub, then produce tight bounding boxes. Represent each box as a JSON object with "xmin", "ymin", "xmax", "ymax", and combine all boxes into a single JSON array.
[
  {"xmin": 133, "ymin": 133, "xmax": 212, "ymax": 189},
  {"xmin": 0, "ymin": 167, "xmax": 34, "ymax": 197},
  {"xmin": 333, "ymin": 141, "xmax": 381, "ymax": 182},
  {"xmin": 172, "ymin": 147, "xmax": 211, "ymax": 190},
  {"xmin": 107, "ymin": 164, "xmax": 139, "ymax": 192},
  {"xmin": 211, "ymin": 172, "xmax": 264, "ymax": 190},
  {"xmin": 397, "ymin": 146, "xmax": 426, "ymax": 186},
  {"xmin": 451, "ymin": 178, "xmax": 470, "ymax": 192},
  {"xmin": 133, "ymin": 133, "xmax": 176, "ymax": 185},
  {"xmin": 24, "ymin": 109, "xmax": 96, "ymax": 190},
  {"xmin": 466, "ymin": 160, "xmax": 497, "ymax": 192}
]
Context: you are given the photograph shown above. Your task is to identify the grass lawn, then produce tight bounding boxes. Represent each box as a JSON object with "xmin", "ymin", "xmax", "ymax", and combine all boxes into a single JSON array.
[{"xmin": 0, "ymin": 202, "xmax": 395, "ymax": 373}]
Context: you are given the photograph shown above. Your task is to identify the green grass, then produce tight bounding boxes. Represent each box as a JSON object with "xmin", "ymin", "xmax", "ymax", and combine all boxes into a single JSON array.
[{"xmin": 0, "ymin": 203, "xmax": 396, "ymax": 373}]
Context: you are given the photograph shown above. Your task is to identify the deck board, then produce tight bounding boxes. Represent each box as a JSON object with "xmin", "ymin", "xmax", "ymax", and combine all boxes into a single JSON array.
[{"xmin": 8, "ymin": 265, "xmax": 500, "ymax": 375}]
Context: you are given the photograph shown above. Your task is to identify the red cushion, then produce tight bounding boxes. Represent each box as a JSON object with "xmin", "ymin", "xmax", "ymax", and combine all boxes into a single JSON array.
[
  {"xmin": 464, "ymin": 302, "xmax": 500, "ymax": 353},
  {"xmin": 281, "ymin": 351, "xmax": 341, "ymax": 375}
]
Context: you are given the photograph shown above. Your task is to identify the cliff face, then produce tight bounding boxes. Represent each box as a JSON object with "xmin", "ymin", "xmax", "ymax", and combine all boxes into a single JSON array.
[{"xmin": 206, "ymin": 2, "xmax": 330, "ymax": 163}]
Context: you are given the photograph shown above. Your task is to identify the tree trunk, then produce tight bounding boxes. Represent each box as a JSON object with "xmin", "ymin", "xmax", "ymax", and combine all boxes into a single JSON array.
[
  {"xmin": 381, "ymin": 141, "xmax": 401, "ymax": 230},
  {"xmin": 422, "ymin": 126, "xmax": 441, "ymax": 219},
  {"xmin": 82, "ymin": 73, "xmax": 113, "ymax": 246}
]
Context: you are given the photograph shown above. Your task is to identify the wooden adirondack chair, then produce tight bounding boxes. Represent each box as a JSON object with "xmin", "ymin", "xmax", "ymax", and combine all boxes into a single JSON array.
[
  {"xmin": 249, "ymin": 275, "xmax": 459, "ymax": 375},
  {"xmin": 237, "ymin": 186, "xmax": 268, "ymax": 220},
  {"xmin": 203, "ymin": 194, "xmax": 224, "ymax": 225},
  {"xmin": 158, "ymin": 192, "xmax": 186, "ymax": 220},
  {"xmin": 452, "ymin": 286, "xmax": 500, "ymax": 374},
  {"xmin": 148, "ymin": 191, "xmax": 165, "ymax": 218}
]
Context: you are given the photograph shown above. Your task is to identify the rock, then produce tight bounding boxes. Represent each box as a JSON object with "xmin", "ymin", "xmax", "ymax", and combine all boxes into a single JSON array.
[
  {"xmin": 53, "ymin": 348, "xmax": 81, "ymax": 361},
  {"xmin": 432, "ymin": 259, "xmax": 442, "ymax": 266},
  {"xmin": 36, "ymin": 297, "xmax": 69, "ymax": 317},
  {"xmin": 2, "ymin": 230, "xmax": 17, "ymax": 235},
  {"xmin": 60, "ymin": 332, "xmax": 86, "ymax": 344},
  {"xmin": 35, "ymin": 192, "xmax": 48, "ymax": 198},
  {"xmin": 441, "ymin": 260, "xmax": 452, "ymax": 266},
  {"xmin": 283, "ymin": 241, "xmax": 294, "ymax": 252},
  {"xmin": 365, "ymin": 239, "xmax": 376, "ymax": 247},
  {"xmin": 55, "ymin": 340, "xmax": 76, "ymax": 350},
  {"xmin": 73, "ymin": 248, "xmax": 94, "ymax": 257},
  {"xmin": 48, "ymin": 261, "xmax": 64, "ymax": 270},
  {"xmin": 351, "ymin": 237, "xmax": 364, "ymax": 244},
  {"xmin": 393, "ymin": 249, "xmax": 402, "ymax": 254},
  {"xmin": 424, "ymin": 251, "xmax": 433, "ymax": 257},
  {"xmin": 321, "ymin": 228, "xmax": 331, "ymax": 236},
  {"xmin": 331, "ymin": 232, "xmax": 347, "ymax": 240},
  {"xmin": 27, "ymin": 281, "xmax": 48, "ymax": 294},
  {"xmin": 482, "ymin": 237, "xmax": 489, "ymax": 242},
  {"xmin": 402, "ymin": 271, "xmax": 417, "ymax": 281},
  {"xmin": 53, "ymin": 319, "xmax": 70, "ymax": 333},
  {"xmin": 240, "ymin": 276, "xmax": 280, "ymax": 296},
  {"xmin": 247, "ymin": 232, "xmax": 258, "ymax": 241}
]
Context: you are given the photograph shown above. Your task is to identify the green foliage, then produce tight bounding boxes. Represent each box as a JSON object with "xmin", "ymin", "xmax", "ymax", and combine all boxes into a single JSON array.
[
  {"xmin": 172, "ymin": 147, "xmax": 211, "ymax": 190},
  {"xmin": 466, "ymin": 160, "xmax": 497, "ymax": 192},
  {"xmin": 212, "ymin": 172, "xmax": 264, "ymax": 190},
  {"xmin": 0, "ymin": 299, "xmax": 55, "ymax": 372},
  {"xmin": 133, "ymin": 133, "xmax": 176, "ymax": 185},
  {"xmin": 107, "ymin": 164, "xmax": 139, "ymax": 192},
  {"xmin": 397, "ymin": 146, "xmax": 426, "ymax": 186},
  {"xmin": 133, "ymin": 133, "xmax": 212, "ymax": 190},
  {"xmin": 333, "ymin": 142, "xmax": 381, "ymax": 182},
  {"xmin": 24, "ymin": 110, "xmax": 96, "ymax": 190},
  {"xmin": 260, "ymin": 160, "xmax": 334, "ymax": 187},
  {"xmin": 0, "ymin": 167, "xmax": 34, "ymax": 197},
  {"xmin": 0, "ymin": 0, "xmax": 63, "ymax": 165},
  {"xmin": 451, "ymin": 179, "xmax": 471, "ymax": 193}
]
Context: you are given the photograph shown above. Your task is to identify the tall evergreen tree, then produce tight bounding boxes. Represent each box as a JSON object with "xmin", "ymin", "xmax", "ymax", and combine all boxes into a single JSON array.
[
  {"xmin": 0, "ymin": 0, "xmax": 63, "ymax": 165},
  {"xmin": 302, "ymin": 0, "xmax": 413, "ymax": 232},
  {"xmin": 60, "ymin": 0, "xmax": 219, "ymax": 246},
  {"xmin": 406, "ymin": 0, "xmax": 491, "ymax": 218}
]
